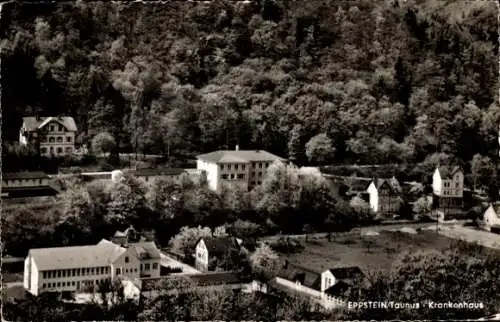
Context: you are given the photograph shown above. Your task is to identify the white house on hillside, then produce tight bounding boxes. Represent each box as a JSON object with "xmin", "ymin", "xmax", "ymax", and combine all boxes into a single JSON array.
[
  {"xmin": 194, "ymin": 236, "xmax": 242, "ymax": 272},
  {"xmin": 277, "ymin": 263, "xmax": 364, "ymax": 305},
  {"xmin": 432, "ymin": 165, "xmax": 464, "ymax": 215},
  {"xmin": 196, "ymin": 146, "xmax": 285, "ymax": 192},
  {"xmin": 481, "ymin": 204, "xmax": 500, "ymax": 232},
  {"xmin": 20, "ymin": 116, "xmax": 78, "ymax": 157},
  {"xmin": 366, "ymin": 177, "xmax": 403, "ymax": 217},
  {"xmin": 24, "ymin": 239, "xmax": 161, "ymax": 296}
]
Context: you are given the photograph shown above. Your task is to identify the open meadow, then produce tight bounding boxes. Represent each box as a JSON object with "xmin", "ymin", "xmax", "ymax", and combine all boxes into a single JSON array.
[{"xmin": 281, "ymin": 230, "xmax": 459, "ymax": 272}]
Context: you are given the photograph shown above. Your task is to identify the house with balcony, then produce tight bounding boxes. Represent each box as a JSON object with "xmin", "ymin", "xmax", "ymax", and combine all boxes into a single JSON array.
[
  {"xmin": 432, "ymin": 165, "xmax": 464, "ymax": 217},
  {"xmin": 19, "ymin": 116, "xmax": 77, "ymax": 157},
  {"xmin": 196, "ymin": 146, "xmax": 285, "ymax": 192},
  {"xmin": 24, "ymin": 238, "xmax": 161, "ymax": 296}
]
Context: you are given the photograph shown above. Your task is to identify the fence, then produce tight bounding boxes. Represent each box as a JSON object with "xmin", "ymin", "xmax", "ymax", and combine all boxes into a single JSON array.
[{"xmin": 274, "ymin": 277, "xmax": 346, "ymax": 309}]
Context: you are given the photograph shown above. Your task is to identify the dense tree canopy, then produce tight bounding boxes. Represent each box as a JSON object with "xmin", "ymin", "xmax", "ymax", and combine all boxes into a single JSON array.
[{"xmin": 1, "ymin": 0, "xmax": 498, "ymax": 168}]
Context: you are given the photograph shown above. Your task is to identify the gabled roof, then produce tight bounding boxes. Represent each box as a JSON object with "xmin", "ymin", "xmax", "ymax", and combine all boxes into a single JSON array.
[
  {"xmin": 324, "ymin": 280, "xmax": 352, "ymax": 297},
  {"xmin": 129, "ymin": 241, "xmax": 161, "ymax": 260},
  {"xmin": 22, "ymin": 116, "xmax": 77, "ymax": 132},
  {"xmin": 29, "ymin": 239, "xmax": 125, "ymax": 271},
  {"xmin": 345, "ymin": 177, "xmax": 372, "ymax": 193},
  {"xmin": 196, "ymin": 150, "xmax": 284, "ymax": 163},
  {"xmin": 2, "ymin": 172, "xmax": 49, "ymax": 180},
  {"xmin": 327, "ymin": 266, "xmax": 364, "ymax": 280},
  {"xmin": 483, "ymin": 204, "xmax": 500, "ymax": 218},
  {"xmin": 281, "ymin": 263, "xmax": 321, "ymax": 291},
  {"xmin": 372, "ymin": 177, "xmax": 402, "ymax": 193},
  {"xmin": 199, "ymin": 236, "xmax": 241, "ymax": 255},
  {"xmin": 436, "ymin": 165, "xmax": 462, "ymax": 179}
]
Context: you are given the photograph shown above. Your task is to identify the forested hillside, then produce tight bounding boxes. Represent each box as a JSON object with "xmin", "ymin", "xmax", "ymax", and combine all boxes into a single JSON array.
[{"xmin": 1, "ymin": 0, "xmax": 498, "ymax": 166}]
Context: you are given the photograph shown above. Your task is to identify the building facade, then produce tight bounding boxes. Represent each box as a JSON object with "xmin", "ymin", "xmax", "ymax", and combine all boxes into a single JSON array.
[
  {"xmin": 126, "ymin": 167, "xmax": 186, "ymax": 182},
  {"xmin": 196, "ymin": 147, "xmax": 285, "ymax": 192},
  {"xmin": 432, "ymin": 166, "xmax": 464, "ymax": 213},
  {"xmin": 366, "ymin": 177, "xmax": 403, "ymax": 216},
  {"xmin": 1, "ymin": 172, "xmax": 56, "ymax": 199},
  {"xmin": 2, "ymin": 172, "xmax": 50, "ymax": 189},
  {"xmin": 194, "ymin": 237, "xmax": 241, "ymax": 272},
  {"xmin": 24, "ymin": 239, "xmax": 161, "ymax": 296},
  {"xmin": 481, "ymin": 204, "xmax": 500, "ymax": 232},
  {"xmin": 19, "ymin": 116, "xmax": 77, "ymax": 157}
]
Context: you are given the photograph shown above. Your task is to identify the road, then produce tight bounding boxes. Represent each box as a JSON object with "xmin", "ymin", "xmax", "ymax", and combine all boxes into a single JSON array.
[{"xmin": 437, "ymin": 225, "xmax": 500, "ymax": 250}]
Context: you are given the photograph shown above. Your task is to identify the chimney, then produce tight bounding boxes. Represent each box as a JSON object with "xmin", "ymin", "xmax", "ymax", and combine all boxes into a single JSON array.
[{"xmin": 235, "ymin": 145, "xmax": 239, "ymax": 151}]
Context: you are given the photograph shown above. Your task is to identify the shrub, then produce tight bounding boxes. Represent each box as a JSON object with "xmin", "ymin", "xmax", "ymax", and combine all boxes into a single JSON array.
[{"xmin": 270, "ymin": 237, "xmax": 304, "ymax": 254}]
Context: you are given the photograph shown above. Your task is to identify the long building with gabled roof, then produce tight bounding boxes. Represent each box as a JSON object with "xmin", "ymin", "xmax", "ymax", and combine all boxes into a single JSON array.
[{"xmin": 24, "ymin": 239, "xmax": 161, "ymax": 296}]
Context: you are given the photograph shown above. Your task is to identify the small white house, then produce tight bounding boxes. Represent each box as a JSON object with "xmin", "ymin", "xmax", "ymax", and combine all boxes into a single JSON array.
[
  {"xmin": 482, "ymin": 205, "xmax": 500, "ymax": 231},
  {"xmin": 194, "ymin": 237, "xmax": 241, "ymax": 272}
]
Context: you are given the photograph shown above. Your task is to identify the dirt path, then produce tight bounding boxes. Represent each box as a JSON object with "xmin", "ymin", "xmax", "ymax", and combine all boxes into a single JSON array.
[{"xmin": 437, "ymin": 225, "xmax": 500, "ymax": 250}]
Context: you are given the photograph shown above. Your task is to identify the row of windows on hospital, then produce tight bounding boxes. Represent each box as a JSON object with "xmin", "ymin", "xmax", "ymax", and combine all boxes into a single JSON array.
[
  {"xmin": 221, "ymin": 171, "xmax": 265, "ymax": 180},
  {"xmin": 220, "ymin": 162, "xmax": 270, "ymax": 171},
  {"xmin": 41, "ymin": 136, "xmax": 72, "ymax": 143},
  {"xmin": 42, "ymin": 278, "xmax": 110, "ymax": 289},
  {"xmin": 41, "ymin": 263, "xmax": 159, "ymax": 279},
  {"xmin": 42, "ymin": 267, "xmax": 110, "ymax": 279},
  {"xmin": 41, "ymin": 146, "xmax": 73, "ymax": 154}
]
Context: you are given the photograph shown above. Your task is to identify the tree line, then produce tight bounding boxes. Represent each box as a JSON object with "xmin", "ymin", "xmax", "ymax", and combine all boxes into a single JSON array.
[
  {"xmin": 1, "ymin": 0, "xmax": 498, "ymax": 169},
  {"xmin": 2, "ymin": 161, "xmax": 368, "ymax": 257}
]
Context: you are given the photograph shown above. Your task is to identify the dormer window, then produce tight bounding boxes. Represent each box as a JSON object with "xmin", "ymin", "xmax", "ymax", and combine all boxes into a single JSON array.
[
  {"xmin": 50, "ymin": 125, "xmax": 55, "ymax": 132},
  {"xmin": 125, "ymin": 256, "xmax": 129, "ymax": 263}
]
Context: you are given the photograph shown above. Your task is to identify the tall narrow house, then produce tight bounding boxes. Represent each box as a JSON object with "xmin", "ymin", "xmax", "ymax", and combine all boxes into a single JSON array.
[{"xmin": 432, "ymin": 165, "xmax": 464, "ymax": 217}]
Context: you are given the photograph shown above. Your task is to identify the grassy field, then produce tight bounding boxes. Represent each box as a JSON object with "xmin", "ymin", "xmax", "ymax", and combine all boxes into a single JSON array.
[{"xmin": 281, "ymin": 230, "xmax": 456, "ymax": 272}]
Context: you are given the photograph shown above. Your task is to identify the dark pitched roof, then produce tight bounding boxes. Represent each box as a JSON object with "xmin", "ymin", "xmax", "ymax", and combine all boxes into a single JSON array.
[
  {"xmin": 281, "ymin": 263, "xmax": 321, "ymax": 291},
  {"xmin": 22, "ymin": 116, "xmax": 77, "ymax": 132},
  {"xmin": 2, "ymin": 172, "xmax": 49, "ymax": 180},
  {"xmin": 345, "ymin": 177, "xmax": 372, "ymax": 193},
  {"xmin": 374, "ymin": 177, "xmax": 402, "ymax": 193},
  {"xmin": 437, "ymin": 166, "xmax": 462, "ymax": 179},
  {"xmin": 197, "ymin": 150, "xmax": 285, "ymax": 163},
  {"xmin": 29, "ymin": 239, "xmax": 125, "ymax": 270},
  {"xmin": 129, "ymin": 241, "xmax": 161, "ymax": 260},
  {"xmin": 324, "ymin": 280, "xmax": 352, "ymax": 297},
  {"xmin": 199, "ymin": 236, "xmax": 241, "ymax": 255},
  {"xmin": 131, "ymin": 168, "xmax": 185, "ymax": 177},
  {"xmin": 328, "ymin": 266, "xmax": 364, "ymax": 280}
]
